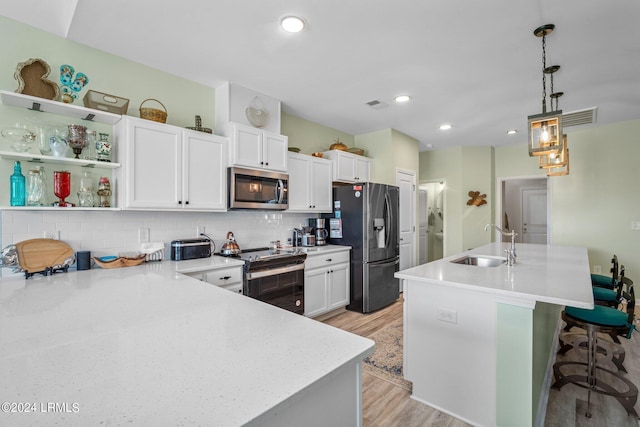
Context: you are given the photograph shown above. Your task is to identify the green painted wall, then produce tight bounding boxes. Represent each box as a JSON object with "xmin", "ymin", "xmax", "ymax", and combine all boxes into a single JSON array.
[
  {"xmin": 355, "ymin": 129, "xmax": 394, "ymax": 184},
  {"xmin": 419, "ymin": 146, "xmax": 494, "ymax": 255},
  {"xmin": 354, "ymin": 128, "xmax": 419, "ymax": 186},
  {"xmin": 281, "ymin": 112, "xmax": 354, "ymax": 155},
  {"xmin": 0, "ymin": 16, "xmax": 214, "ymax": 129},
  {"xmin": 496, "ymin": 304, "xmax": 533, "ymax": 427},
  {"xmin": 419, "ymin": 146, "xmax": 463, "ymax": 255},
  {"xmin": 495, "ymin": 118, "xmax": 640, "ymax": 280},
  {"xmin": 461, "ymin": 146, "xmax": 494, "ymax": 251}
]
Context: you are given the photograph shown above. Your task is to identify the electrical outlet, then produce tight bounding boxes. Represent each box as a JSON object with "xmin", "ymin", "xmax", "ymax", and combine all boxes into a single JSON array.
[
  {"xmin": 138, "ymin": 227, "xmax": 150, "ymax": 243},
  {"xmin": 197, "ymin": 226, "xmax": 206, "ymax": 237},
  {"xmin": 632, "ymin": 221, "xmax": 640, "ymax": 231},
  {"xmin": 437, "ymin": 308, "xmax": 457, "ymax": 324},
  {"xmin": 593, "ymin": 265, "xmax": 602, "ymax": 274}
]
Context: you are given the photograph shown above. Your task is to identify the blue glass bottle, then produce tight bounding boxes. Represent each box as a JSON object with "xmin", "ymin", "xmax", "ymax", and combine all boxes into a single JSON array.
[{"xmin": 10, "ymin": 161, "xmax": 26, "ymax": 206}]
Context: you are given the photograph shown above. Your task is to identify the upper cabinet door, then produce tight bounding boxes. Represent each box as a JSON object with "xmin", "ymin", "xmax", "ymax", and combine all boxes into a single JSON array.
[
  {"xmin": 310, "ymin": 157, "xmax": 332, "ymax": 212},
  {"xmin": 334, "ymin": 151, "xmax": 356, "ymax": 182},
  {"xmin": 124, "ymin": 117, "xmax": 181, "ymax": 208},
  {"xmin": 231, "ymin": 123, "xmax": 263, "ymax": 168},
  {"xmin": 262, "ymin": 131, "xmax": 288, "ymax": 172},
  {"xmin": 183, "ymin": 130, "xmax": 228, "ymax": 210},
  {"xmin": 287, "ymin": 153, "xmax": 311, "ymax": 211},
  {"xmin": 354, "ymin": 156, "xmax": 370, "ymax": 182}
]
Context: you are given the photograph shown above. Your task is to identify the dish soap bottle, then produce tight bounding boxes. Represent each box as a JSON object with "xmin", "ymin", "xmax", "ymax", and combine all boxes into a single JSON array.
[{"xmin": 10, "ymin": 161, "xmax": 26, "ymax": 206}]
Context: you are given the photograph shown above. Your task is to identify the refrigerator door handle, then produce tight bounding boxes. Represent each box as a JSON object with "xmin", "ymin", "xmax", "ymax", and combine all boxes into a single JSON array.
[
  {"xmin": 369, "ymin": 256, "xmax": 400, "ymax": 268},
  {"xmin": 384, "ymin": 192, "xmax": 392, "ymax": 250}
]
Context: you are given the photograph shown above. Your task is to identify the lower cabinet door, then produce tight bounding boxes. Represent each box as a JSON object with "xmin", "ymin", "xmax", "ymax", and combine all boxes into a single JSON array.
[
  {"xmin": 304, "ymin": 268, "xmax": 329, "ymax": 317},
  {"xmin": 328, "ymin": 263, "xmax": 349, "ymax": 310}
]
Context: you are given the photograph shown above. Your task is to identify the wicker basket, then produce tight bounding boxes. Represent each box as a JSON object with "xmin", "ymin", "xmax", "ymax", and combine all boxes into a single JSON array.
[{"xmin": 139, "ymin": 98, "xmax": 167, "ymax": 123}]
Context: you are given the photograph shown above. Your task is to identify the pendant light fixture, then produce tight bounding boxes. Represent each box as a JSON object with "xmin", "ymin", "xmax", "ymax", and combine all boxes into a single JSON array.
[
  {"xmin": 528, "ymin": 24, "xmax": 564, "ymax": 157},
  {"xmin": 539, "ymin": 134, "xmax": 568, "ymax": 169}
]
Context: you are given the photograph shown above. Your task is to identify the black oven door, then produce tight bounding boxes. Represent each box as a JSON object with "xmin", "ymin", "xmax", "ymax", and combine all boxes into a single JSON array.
[{"xmin": 244, "ymin": 264, "xmax": 304, "ymax": 315}]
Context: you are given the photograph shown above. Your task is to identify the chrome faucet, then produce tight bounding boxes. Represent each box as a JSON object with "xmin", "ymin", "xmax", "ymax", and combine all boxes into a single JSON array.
[{"xmin": 484, "ymin": 224, "xmax": 517, "ymax": 265}]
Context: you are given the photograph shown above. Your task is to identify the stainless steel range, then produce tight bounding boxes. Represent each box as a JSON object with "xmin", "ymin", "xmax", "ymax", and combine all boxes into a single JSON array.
[{"xmin": 216, "ymin": 247, "xmax": 307, "ymax": 315}]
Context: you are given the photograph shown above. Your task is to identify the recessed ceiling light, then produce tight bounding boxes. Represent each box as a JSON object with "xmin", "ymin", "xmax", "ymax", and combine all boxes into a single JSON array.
[
  {"xmin": 439, "ymin": 123, "xmax": 452, "ymax": 131},
  {"xmin": 507, "ymin": 129, "xmax": 518, "ymax": 135},
  {"xmin": 394, "ymin": 95, "xmax": 411, "ymax": 103},
  {"xmin": 281, "ymin": 16, "xmax": 306, "ymax": 33}
]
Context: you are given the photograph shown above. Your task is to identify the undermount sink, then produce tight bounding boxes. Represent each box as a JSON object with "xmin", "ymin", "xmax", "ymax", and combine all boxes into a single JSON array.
[{"xmin": 450, "ymin": 255, "xmax": 506, "ymax": 267}]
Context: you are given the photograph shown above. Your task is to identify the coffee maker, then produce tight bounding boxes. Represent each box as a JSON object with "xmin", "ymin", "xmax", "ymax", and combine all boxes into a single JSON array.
[{"xmin": 308, "ymin": 218, "xmax": 328, "ymax": 246}]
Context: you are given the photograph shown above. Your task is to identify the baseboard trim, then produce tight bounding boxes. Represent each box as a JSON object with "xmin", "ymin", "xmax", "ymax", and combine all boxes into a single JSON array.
[{"xmin": 534, "ymin": 310, "xmax": 564, "ymax": 427}]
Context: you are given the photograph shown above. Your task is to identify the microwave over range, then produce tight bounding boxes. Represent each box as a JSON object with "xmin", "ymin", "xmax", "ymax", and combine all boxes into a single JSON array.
[{"xmin": 228, "ymin": 167, "xmax": 289, "ymax": 210}]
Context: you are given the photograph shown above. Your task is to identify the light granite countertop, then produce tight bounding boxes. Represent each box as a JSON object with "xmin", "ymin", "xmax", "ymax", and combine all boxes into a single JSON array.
[
  {"xmin": 0, "ymin": 253, "xmax": 372, "ymax": 426},
  {"xmin": 396, "ymin": 242, "xmax": 594, "ymax": 309}
]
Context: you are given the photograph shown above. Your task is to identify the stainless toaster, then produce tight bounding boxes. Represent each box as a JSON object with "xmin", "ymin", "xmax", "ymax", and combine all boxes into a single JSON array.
[{"xmin": 170, "ymin": 238, "xmax": 212, "ymax": 261}]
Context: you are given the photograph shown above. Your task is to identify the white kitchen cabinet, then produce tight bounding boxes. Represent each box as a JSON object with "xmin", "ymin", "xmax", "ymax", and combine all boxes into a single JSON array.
[
  {"xmin": 117, "ymin": 116, "xmax": 227, "ymax": 211},
  {"xmin": 287, "ymin": 152, "xmax": 332, "ymax": 213},
  {"xmin": 304, "ymin": 249, "xmax": 350, "ymax": 318},
  {"xmin": 322, "ymin": 150, "xmax": 370, "ymax": 183},
  {"xmin": 228, "ymin": 122, "xmax": 287, "ymax": 172},
  {"xmin": 183, "ymin": 266, "xmax": 243, "ymax": 294}
]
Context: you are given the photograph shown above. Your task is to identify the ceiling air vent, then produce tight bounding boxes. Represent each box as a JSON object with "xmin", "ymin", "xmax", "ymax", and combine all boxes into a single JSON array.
[
  {"xmin": 365, "ymin": 99, "xmax": 389, "ymax": 110},
  {"xmin": 562, "ymin": 107, "xmax": 597, "ymax": 127}
]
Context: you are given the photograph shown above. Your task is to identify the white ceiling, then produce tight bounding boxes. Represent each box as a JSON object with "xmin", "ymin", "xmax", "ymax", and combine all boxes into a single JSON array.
[{"xmin": 2, "ymin": 0, "xmax": 640, "ymax": 151}]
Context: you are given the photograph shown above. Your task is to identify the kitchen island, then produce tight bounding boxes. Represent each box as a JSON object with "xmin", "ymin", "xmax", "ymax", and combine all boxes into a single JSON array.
[
  {"xmin": 0, "ymin": 256, "xmax": 374, "ymax": 426},
  {"xmin": 396, "ymin": 242, "xmax": 593, "ymax": 427}
]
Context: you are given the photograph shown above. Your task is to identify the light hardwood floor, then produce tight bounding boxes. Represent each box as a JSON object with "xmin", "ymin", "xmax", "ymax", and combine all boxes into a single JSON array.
[
  {"xmin": 324, "ymin": 299, "xmax": 471, "ymax": 427},
  {"xmin": 324, "ymin": 299, "xmax": 640, "ymax": 427}
]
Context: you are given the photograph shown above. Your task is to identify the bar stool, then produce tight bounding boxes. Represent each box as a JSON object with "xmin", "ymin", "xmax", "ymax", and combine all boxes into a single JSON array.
[
  {"xmin": 558, "ymin": 268, "xmax": 631, "ymax": 372},
  {"xmin": 552, "ymin": 274, "xmax": 637, "ymax": 419},
  {"xmin": 591, "ymin": 255, "xmax": 618, "ymax": 290}
]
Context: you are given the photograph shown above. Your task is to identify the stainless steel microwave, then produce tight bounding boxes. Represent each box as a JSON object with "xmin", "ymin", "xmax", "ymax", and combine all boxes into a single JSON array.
[{"xmin": 228, "ymin": 167, "xmax": 288, "ymax": 210}]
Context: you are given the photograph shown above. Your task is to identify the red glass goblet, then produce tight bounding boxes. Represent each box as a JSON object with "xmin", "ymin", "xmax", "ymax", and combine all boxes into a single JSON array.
[{"xmin": 53, "ymin": 171, "xmax": 72, "ymax": 207}]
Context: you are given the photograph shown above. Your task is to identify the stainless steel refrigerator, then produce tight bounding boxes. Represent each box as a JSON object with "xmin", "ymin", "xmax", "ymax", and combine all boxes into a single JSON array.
[{"xmin": 324, "ymin": 183, "xmax": 399, "ymax": 313}]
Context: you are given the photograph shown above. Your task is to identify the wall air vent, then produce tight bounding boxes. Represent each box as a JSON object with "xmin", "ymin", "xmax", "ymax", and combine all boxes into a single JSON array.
[
  {"xmin": 562, "ymin": 107, "xmax": 597, "ymax": 127},
  {"xmin": 365, "ymin": 99, "xmax": 389, "ymax": 110}
]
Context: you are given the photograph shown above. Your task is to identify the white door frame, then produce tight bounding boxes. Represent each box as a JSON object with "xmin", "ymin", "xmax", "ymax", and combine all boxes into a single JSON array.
[
  {"xmin": 495, "ymin": 175, "xmax": 552, "ymax": 244},
  {"xmin": 419, "ymin": 178, "xmax": 447, "ymax": 258},
  {"xmin": 396, "ymin": 168, "xmax": 417, "ymax": 270}
]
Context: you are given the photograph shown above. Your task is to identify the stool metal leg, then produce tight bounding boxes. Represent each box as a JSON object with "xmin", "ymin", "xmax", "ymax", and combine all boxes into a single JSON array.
[{"xmin": 553, "ymin": 322, "xmax": 639, "ymax": 419}]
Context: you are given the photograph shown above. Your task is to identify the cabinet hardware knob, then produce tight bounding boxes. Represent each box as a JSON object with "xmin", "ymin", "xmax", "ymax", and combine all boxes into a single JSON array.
[
  {"xmin": 178, "ymin": 201, "xmax": 182, "ymax": 205},
  {"xmin": 185, "ymin": 201, "xmax": 189, "ymax": 205},
  {"xmin": 326, "ymin": 258, "xmax": 332, "ymax": 262},
  {"xmin": 260, "ymin": 161, "xmax": 264, "ymax": 165},
  {"xmin": 220, "ymin": 276, "xmax": 231, "ymax": 280},
  {"xmin": 265, "ymin": 162, "xmax": 269, "ymax": 165}
]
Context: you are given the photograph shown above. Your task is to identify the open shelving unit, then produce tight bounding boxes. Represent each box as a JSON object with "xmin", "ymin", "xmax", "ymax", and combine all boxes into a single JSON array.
[{"xmin": 0, "ymin": 90, "xmax": 122, "ymax": 210}]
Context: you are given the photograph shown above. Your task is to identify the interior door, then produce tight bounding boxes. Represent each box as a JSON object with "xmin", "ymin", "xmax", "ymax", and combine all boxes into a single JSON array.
[
  {"xmin": 522, "ymin": 188, "xmax": 548, "ymax": 243},
  {"xmin": 396, "ymin": 169, "xmax": 416, "ymax": 275}
]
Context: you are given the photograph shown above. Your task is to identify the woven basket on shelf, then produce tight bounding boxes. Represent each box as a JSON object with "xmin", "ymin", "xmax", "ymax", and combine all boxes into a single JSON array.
[{"xmin": 139, "ymin": 98, "xmax": 167, "ymax": 123}]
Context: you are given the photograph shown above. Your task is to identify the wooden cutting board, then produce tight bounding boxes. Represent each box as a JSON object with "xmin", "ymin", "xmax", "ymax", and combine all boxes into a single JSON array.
[{"xmin": 15, "ymin": 238, "xmax": 74, "ymax": 273}]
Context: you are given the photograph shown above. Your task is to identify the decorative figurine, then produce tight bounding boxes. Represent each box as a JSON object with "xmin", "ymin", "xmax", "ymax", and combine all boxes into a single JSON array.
[{"xmin": 59, "ymin": 64, "xmax": 89, "ymax": 103}]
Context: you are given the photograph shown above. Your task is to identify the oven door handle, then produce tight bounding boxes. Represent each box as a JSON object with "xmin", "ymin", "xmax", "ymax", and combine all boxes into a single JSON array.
[{"xmin": 245, "ymin": 263, "xmax": 304, "ymax": 280}]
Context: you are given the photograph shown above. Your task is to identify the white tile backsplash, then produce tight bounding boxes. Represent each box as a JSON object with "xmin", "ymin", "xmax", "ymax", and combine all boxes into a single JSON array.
[{"xmin": 1, "ymin": 210, "xmax": 317, "ymax": 272}]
